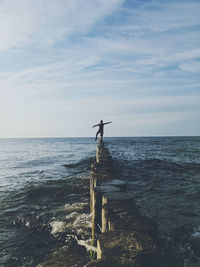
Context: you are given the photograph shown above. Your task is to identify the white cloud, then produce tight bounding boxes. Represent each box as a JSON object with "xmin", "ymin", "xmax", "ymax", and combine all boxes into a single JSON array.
[
  {"xmin": 179, "ymin": 61, "xmax": 200, "ymax": 73},
  {"xmin": 0, "ymin": 0, "xmax": 199, "ymax": 137},
  {"xmin": 119, "ymin": 1, "xmax": 200, "ymax": 33},
  {"xmin": 0, "ymin": 0, "xmax": 124, "ymax": 52}
]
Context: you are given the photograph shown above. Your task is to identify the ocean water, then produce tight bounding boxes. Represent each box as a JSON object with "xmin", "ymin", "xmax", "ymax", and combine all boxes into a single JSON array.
[{"xmin": 0, "ymin": 137, "xmax": 200, "ymax": 266}]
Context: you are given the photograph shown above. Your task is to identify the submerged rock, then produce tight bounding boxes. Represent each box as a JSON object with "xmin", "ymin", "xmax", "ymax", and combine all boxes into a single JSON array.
[
  {"xmin": 37, "ymin": 238, "xmax": 88, "ymax": 267},
  {"xmin": 97, "ymin": 230, "xmax": 157, "ymax": 265}
]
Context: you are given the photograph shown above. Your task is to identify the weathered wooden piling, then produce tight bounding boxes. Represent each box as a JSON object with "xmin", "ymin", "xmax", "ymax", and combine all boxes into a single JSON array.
[
  {"xmin": 90, "ymin": 141, "xmax": 114, "ymax": 239},
  {"xmin": 87, "ymin": 141, "xmax": 158, "ymax": 267},
  {"xmin": 92, "ymin": 186, "xmax": 120, "ymax": 239}
]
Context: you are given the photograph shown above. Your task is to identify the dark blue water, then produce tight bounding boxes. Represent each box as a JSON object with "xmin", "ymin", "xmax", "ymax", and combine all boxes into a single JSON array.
[{"xmin": 0, "ymin": 137, "xmax": 200, "ymax": 266}]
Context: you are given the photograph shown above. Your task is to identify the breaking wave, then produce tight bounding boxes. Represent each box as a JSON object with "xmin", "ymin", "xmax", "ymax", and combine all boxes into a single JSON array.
[{"xmin": 64, "ymin": 157, "xmax": 94, "ymax": 169}]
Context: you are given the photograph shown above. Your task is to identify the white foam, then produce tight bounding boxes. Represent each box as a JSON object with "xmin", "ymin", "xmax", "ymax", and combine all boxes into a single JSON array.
[
  {"xmin": 73, "ymin": 213, "xmax": 92, "ymax": 228},
  {"xmin": 64, "ymin": 202, "xmax": 87, "ymax": 211},
  {"xmin": 25, "ymin": 221, "xmax": 30, "ymax": 227},
  {"xmin": 66, "ymin": 211, "xmax": 79, "ymax": 220},
  {"xmin": 72, "ymin": 235, "xmax": 97, "ymax": 252},
  {"xmin": 50, "ymin": 221, "xmax": 66, "ymax": 235},
  {"xmin": 192, "ymin": 231, "xmax": 200, "ymax": 238},
  {"xmin": 77, "ymin": 228, "xmax": 84, "ymax": 234},
  {"xmin": 77, "ymin": 238, "xmax": 97, "ymax": 252}
]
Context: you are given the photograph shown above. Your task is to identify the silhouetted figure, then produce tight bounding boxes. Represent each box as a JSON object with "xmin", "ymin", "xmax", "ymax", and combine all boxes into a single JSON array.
[{"xmin": 92, "ymin": 120, "xmax": 112, "ymax": 141}]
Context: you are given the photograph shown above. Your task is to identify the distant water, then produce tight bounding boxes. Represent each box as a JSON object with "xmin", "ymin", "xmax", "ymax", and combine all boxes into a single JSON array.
[{"xmin": 0, "ymin": 137, "xmax": 200, "ymax": 266}]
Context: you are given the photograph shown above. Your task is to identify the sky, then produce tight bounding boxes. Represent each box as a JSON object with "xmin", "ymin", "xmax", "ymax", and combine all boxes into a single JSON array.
[{"xmin": 0, "ymin": 0, "xmax": 199, "ymax": 137}]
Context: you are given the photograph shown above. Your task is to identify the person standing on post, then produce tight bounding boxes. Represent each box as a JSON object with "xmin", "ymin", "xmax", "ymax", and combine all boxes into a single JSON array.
[{"xmin": 92, "ymin": 120, "xmax": 112, "ymax": 141}]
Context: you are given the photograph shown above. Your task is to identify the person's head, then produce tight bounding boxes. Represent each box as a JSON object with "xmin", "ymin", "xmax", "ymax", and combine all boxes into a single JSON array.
[{"xmin": 100, "ymin": 120, "xmax": 103, "ymax": 123}]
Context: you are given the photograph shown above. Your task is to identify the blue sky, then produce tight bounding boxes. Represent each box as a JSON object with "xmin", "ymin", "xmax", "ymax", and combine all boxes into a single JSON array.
[{"xmin": 0, "ymin": 0, "xmax": 199, "ymax": 137}]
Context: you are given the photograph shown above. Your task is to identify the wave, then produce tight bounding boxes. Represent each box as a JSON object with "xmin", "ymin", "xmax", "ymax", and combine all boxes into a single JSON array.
[
  {"xmin": 24, "ymin": 183, "xmax": 89, "ymax": 204},
  {"xmin": 50, "ymin": 212, "xmax": 91, "ymax": 236},
  {"xmin": 65, "ymin": 202, "xmax": 88, "ymax": 212},
  {"xmin": 63, "ymin": 157, "xmax": 95, "ymax": 169},
  {"xmin": 127, "ymin": 158, "xmax": 200, "ymax": 173},
  {"xmin": 15, "ymin": 155, "xmax": 62, "ymax": 169},
  {"xmin": 12, "ymin": 214, "xmax": 51, "ymax": 232}
]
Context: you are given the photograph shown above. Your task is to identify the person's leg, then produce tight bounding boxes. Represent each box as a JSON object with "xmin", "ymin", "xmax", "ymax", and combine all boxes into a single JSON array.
[
  {"xmin": 100, "ymin": 130, "xmax": 103, "ymax": 140},
  {"xmin": 95, "ymin": 130, "xmax": 100, "ymax": 141}
]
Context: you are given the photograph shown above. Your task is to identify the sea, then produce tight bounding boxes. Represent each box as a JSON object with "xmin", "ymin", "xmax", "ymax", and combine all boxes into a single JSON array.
[{"xmin": 0, "ymin": 137, "xmax": 200, "ymax": 267}]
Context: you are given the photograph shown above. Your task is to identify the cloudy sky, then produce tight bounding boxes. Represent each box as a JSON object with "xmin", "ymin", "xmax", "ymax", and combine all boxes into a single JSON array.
[{"xmin": 0, "ymin": 0, "xmax": 199, "ymax": 137}]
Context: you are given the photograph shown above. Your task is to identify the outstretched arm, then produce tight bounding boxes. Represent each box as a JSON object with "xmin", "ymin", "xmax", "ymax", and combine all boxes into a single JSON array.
[
  {"xmin": 92, "ymin": 123, "xmax": 100, "ymax": 128},
  {"xmin": 103, "ymin": 121, "xmax": 112, "ymax": 125}
]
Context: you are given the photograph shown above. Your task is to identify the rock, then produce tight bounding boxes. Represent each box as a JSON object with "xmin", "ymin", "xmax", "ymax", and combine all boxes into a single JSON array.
[
  {"xmin": 85, "ymin": 258, "xmax": 120, "ymax": 267},
  {"xmin": 37, "ymin": 238, "xmax": 87, "ymax": 267},
  {"xmin": 96, "ymin": 230, "xmax": 157, "ymax": 266},
  {"xmin": 102, "ymin": 201, "xmax": 157, "ymax": 237}
]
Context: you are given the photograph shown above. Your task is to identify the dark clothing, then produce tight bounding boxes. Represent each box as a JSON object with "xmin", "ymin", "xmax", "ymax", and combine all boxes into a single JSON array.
[
  {"xmin": 99, "ymin": 123, "xmax": 104, "ymax": 133},
  {"xmin": 97, "ymin": 122, "xmax": 104, "ymax": 139},
  {"xmin": 95, "ymin": 123, "xmax": 103, "ymax": 141},
  {"xmin": 93, "ymin": 121, "xmax": 112, "ymax": 141}
]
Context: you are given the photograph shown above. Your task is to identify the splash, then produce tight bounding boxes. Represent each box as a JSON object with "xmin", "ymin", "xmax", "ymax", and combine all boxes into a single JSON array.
[{"xmin": 50, "ymin": 221, "xmax": 67, "ymax": 235}]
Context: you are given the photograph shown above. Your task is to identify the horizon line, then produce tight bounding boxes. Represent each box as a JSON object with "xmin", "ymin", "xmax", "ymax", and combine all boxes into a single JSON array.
[{"xmin": 0, "ymin": 135, "xmax": 199, "ymax": 139}]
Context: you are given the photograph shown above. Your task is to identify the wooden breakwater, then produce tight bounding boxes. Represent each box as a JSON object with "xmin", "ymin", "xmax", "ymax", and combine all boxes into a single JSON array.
[{"xmin": 86, "ymin": 141, "xmax": 158, "ymax": 267}]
